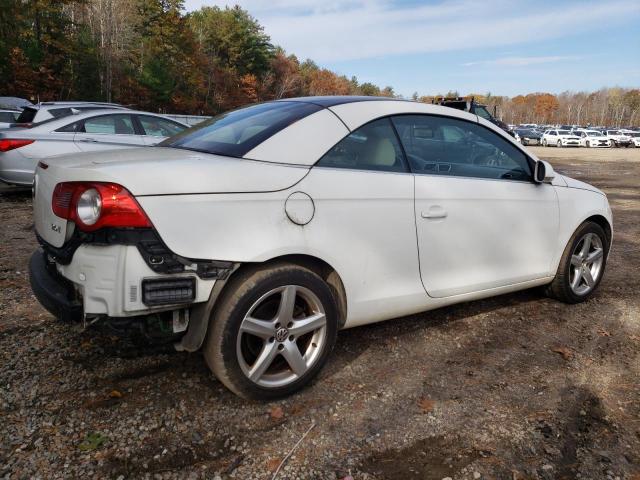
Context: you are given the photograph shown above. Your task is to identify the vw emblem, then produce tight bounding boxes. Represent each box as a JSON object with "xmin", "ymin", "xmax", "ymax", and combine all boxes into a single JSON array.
[{"xmin": 275, "ymin": 327, "xmax": 289, "ymax": 342}]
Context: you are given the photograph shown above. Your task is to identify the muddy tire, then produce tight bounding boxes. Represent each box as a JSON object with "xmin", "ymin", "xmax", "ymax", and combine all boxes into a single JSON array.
[
  {"xmin": 545, "ymin": 221, "xmax": 609, "ymax": 304},
  {"xmin": 203, "ymin": 263, "xmax": 338, "ymax": 400}
]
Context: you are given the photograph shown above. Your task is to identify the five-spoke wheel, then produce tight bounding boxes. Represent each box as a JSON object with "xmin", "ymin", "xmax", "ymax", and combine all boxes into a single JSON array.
[
  {"xmin": 236, "ymin": 285, "xmax": 327, "ymax": 388},
  {"xmin": 203, "ymin": 263, "xmax": 338, "ymax": 400},
  {"xmin": 546, "ymin": 221, "xmax": 609, "ymax": 303},
  {"xmin": 569, "ymin": 233, "xmax": 604, "ymax": 296}
]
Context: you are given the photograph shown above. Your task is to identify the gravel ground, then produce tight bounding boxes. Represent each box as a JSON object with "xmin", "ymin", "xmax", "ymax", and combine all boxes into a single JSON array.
[{"xmin": 1, "ymin": 147, "xmax": 639, "ymax": 480}]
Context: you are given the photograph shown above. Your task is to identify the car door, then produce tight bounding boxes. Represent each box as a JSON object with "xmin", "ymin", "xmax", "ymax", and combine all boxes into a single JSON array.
[
  {"xmin": 391, "ymin": 114, "xmax": 559, "ymax": 298},
  {"xmin": 301, "ymin": 117, "xmax": 424, "ymax": 324},
  {"xmin": 136, "ymin": 115, "xmax": 187, "ymax": 145},
  {"xmin": 74, "ymin": 113, "xmax": 144, "ymax": 152}
]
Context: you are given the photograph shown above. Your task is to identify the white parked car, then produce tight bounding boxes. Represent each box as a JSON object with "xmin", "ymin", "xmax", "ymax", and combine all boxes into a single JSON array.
[
  {"xmin": 29, "ymin": 97, "xmax": 612, "ymax": 399},
  {"xmin": 629, "ymin": 132, "xmax": 640, "ymax": 147},
  {"xmin": 604, "ymin": 130, "xmax": 632, "ymax": 148},
  {"xmin": 541, "ymin": 129, "xmax": 581, "ymax": 147},
  {"xmin": 578, "ymin": 130, "xmax": 612, "ymax": 148},
  {"xmin": 13, "ymin": 101, "xmax": 128, "ymax": 127},
  {"xmin": 0, "ymin": 109, "xmax": 20, "ymax": 129},
  {"xmin": 0, "ymin": 110, "xmax": 187, "ymax": 186}
]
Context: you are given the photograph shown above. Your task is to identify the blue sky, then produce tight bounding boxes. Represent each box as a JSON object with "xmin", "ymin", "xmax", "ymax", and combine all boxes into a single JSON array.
[{"xmin": 183, "ymin": 0, "xmax": 640, "ymax": 97}]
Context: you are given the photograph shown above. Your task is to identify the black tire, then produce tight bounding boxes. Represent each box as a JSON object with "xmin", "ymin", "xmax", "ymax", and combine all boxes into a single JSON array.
[
  {"xmin": 203, "ymin": 263, "xmax": 339, "ymax": 400},
  {"xmin": 557, "ymin": 140, "xmax": 562, "ymax": 148},
  {"xmin": 545, "ymin": 221, "xmax": 609, "ymax": 304}
]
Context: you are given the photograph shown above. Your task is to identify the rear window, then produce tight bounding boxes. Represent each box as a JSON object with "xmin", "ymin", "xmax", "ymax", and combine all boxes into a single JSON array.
[
  {"xmin": 16, "ymin": 107, "xmax": 37, "ymax": 123},
  {"xmin": 161, "ymin": 101, "xmax": 322, "ymax": 157},
  {"xmin": 49, "ymin": 108, "xmax": 74, "ymax": 119},
  {"xmin": 0, "ymin": 112, "xmax": 18, "ymax": 122}
]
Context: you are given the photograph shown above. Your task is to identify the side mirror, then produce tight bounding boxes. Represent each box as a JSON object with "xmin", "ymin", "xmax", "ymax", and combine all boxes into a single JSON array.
[{"xmin": 534, "ymin": 160, "xmax": 555, "ymax": 184}]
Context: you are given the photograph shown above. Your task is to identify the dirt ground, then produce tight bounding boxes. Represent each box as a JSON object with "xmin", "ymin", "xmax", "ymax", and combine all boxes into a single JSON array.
[{"xmin": 1, "ymin": 147, "xmax": 639, "ymax": 480}]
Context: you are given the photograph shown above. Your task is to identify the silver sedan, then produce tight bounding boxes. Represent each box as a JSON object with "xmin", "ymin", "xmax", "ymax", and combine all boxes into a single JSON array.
[{"xmin": 0, "ymin": 109, "xmax": 188, "ymax": 186}]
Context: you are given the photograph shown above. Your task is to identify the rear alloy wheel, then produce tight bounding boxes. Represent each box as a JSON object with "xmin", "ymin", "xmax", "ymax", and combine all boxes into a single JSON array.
[
  {"xmin": 545, "ymin": 222, "xmax": 608, "ymax": 303},
  {"xmin": 204, "ymin": 264, "xmax": 338, "ymax": 399}
]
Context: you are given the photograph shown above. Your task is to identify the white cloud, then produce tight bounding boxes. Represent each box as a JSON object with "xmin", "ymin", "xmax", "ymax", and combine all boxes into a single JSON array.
[
  {"xmin": 183, "ymin": 0, "xmax": 640, "ymax": 63},
  {"xmin": 463, "ymin": 56, "xmax": 581, "ymax": 67}
]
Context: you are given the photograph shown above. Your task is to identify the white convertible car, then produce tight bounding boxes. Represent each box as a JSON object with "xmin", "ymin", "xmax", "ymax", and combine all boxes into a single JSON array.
[{"xmin": 30, "ymin": 97, "xmax": 612, "ymax": 399}]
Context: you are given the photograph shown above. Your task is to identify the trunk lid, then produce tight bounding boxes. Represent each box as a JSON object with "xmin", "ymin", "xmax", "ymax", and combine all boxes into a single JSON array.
[
  {"xmin": 33, "ymin": 146, "xmax": 310, "ymax": 247},
  {"xmin": 36, "ymin": 146, "xmax": 310, "ymax": 196}
]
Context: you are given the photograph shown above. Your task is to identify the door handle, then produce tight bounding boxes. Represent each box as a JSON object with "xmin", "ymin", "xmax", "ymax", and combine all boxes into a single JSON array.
[
  {"xmin": 79, "ymin": 138, "xmax": 98, "ymax": 143},
  {"xmin": 421, "ymin": 206, "xmax": 447, "ymax": 219}
]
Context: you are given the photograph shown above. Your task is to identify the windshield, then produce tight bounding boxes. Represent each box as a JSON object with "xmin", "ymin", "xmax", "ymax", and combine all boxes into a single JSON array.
[
  {"xmin": 162, "ymin": 101, "xmax": 322, "ymax": 158},
  {"xmin": 558, "ymin": 130, "xmax": 571, "ymax": 135},
  {"xmin": 608, "ymin": 130, "xmax": 620, "ymax": 135},
  {"xmin": 475, "ymin": 106, "xmax": 492, "ymax": 120},
  {"xmin": 630, "ymin": 132, "xmax": 640, "ymax": 137},
  {"xmin": 586, "ymin": 131, "xmax": 603, "ymax": 136}
]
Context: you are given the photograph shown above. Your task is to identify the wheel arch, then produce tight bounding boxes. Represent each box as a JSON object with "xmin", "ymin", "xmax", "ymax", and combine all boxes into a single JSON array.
[
  {"xmin": 584, "ymin": 214, "xmax": 612, "ymax": 249},
  {"xmin": 177, "ymin": 253, "xmax": 349, "ymax": 353},
  {"xmin": 229, "ymin": 254, "xmax": 348, "ymax": 329}
]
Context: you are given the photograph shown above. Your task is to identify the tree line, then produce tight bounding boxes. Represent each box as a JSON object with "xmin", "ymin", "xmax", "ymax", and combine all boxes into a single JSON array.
[
  {"xmin": 476, "ymin": 89, "xmax": 640, "ymax": 127},
  {"xmin": 0, "ymin": 0, "xmax": 394, "ymax": 114},
  {"xmin": 1, "ymin": 0, "xmax": 638, "ymax": 126}
]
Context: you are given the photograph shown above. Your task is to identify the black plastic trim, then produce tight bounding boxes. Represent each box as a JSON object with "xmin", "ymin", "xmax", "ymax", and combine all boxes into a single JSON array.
[
  {"xmin": 29, "ymin": 250, "xmax": 83, "ymax": 322},
  {"xmin": 36, "ymin": 228, "xmax": 233, "ymax": 280}
]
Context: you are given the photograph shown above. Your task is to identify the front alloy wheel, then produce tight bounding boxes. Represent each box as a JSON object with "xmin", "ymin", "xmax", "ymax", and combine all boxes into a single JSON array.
[
  {"xmin": 203, "ymin": 263, "xmax": 338, "ymax": 399},
  {"xmin": 569, "ymin": 233, "xmax": 604, "ymax": 296},
  {"xmin": 546, "ymin": 221, "xmax": 608, "ymax": 303}
]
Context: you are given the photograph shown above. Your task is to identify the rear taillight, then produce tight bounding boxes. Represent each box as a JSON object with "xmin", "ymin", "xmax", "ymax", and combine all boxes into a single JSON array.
[
  {"xmin": 0, "ymin": 139, "xmax": 35, "ymax": 152},
  {"xmin": 52, "ymin": 182, "xmax": 152, "ymax": 231}
]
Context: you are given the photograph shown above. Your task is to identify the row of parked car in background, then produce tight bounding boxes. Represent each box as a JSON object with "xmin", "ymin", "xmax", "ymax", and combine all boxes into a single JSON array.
[
  {"xmin": 0, "ymin": 99, "xmax": 212, "ymax": 186},
  {"xmin": 510, "ymin": 123, "xmax": 640, "ymax": 148},
  {"xmin": 2, "ymin": 96, "xmax": 639, "ymax": 187}
]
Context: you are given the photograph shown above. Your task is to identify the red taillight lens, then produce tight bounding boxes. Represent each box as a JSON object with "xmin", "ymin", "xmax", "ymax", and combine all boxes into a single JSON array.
[
  {"xmin": 51, "ymin": 182, "xmax": 152, "ymax": 231},
  {"xmin": 0, "ymin": 139, "xmax": 35, "ymax": 152}
]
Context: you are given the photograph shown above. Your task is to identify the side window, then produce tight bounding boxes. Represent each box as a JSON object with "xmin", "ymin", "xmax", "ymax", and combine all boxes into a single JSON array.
[
  {"xmin": 391, "ymin": 115, "xmax": 532, "ymax": 181},
  {"xmin": 550, "ymin": 131, "xmax": 557, "ymax": 136},
  {"xmin": 138, "ymin": 116, "xmax": 186, "ymax": 137},
  {"xmin": 84, "ymin": 114, "xmax": 135, "ymax": 135},
  {"xmin": 55, "ymin": 121, "xmax": 83, "ymax": 133},
  {"xmin": 316, "ymin": 118, "xmax": 407, "ymax": 173}
]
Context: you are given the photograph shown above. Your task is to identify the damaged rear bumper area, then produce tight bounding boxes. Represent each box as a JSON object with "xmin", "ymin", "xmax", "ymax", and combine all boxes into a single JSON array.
[
  {"xmin": 28, "ymin": 245, "xmax": 236, "ymax": 352},
  {"xmin": 29, "ymin": 250, "xmax": 83, "ymax": 322}
]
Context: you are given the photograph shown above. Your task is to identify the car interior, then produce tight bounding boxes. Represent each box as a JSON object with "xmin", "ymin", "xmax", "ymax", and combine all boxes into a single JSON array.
[{"xmin": 319, "ymin": 116, "xmax": 532, "ymax": 181}]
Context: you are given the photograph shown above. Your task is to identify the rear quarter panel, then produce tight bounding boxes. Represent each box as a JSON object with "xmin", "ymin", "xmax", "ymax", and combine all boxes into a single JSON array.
[{"xmin": 137, "ymin": 168, "xmax": 425, "ymax": 327}]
